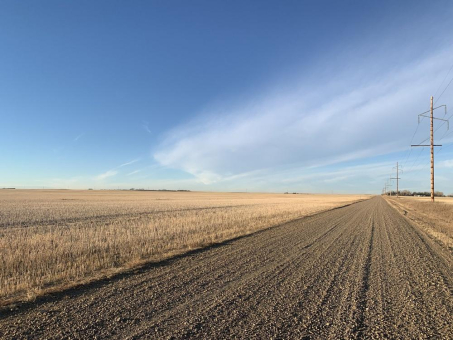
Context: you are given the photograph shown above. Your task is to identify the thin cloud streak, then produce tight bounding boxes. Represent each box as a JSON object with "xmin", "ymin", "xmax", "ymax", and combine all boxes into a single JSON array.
[
  {"xmin": 95, "ymin": 170, "xmax": 118, "ymax": 180},
  {"xmin": 127, "ymin": 170, "xmax": 141, "ymax": 176},
  {"xmin": 154, "ymin": 47, "xmax": 453, "ymax": 186},
  {"xmin": 93, "ymin": 159, "xmax": 141, "ymax": 182},
  {"xmin": 73, "ymin": 133, "xmax": 84, "ymax": 142},
  {"xmin": 142, "ymin": 121, "xmax": 152, "ymax": 134},
  {"xmin": 118, "ymin": 158, "xmax": 140, "ymax": 168}
]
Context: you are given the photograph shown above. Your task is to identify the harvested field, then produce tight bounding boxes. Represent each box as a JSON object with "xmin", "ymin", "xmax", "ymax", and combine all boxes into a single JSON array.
[
  {"xmin": 386, "ymin": 196, "xmax": 453, "ymax": 251},
  {"xmin": 0, "ymin": 196, "xmax": 451, "ymax": 339},
  {"xmin": 0, "ymin": 189, "xmax": 365, "ymax": 307},
  {"xmin": 399, "ymin": 196, "xmax": 453, "ymax": 205}
]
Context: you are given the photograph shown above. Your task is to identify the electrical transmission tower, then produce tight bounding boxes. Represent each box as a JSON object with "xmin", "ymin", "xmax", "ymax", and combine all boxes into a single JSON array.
[
  {"xmin": 385, "ymin": 181, "xmax": 392, "ymax": 196},
  {"xmin": 411, "ymin": 96, "xmax": 448, "ymax": 202},
  {"xmin": 391, "ymin": 162, "xmax": 402, "ymax": 197}
]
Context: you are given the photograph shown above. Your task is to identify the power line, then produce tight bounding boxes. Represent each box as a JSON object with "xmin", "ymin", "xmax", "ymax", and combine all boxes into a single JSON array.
[
  {"xmin": 434, "ymin": 61, "xmax": 453, "ymax": 100},
  {"xmin": 406, "ymin": 146, "xmax": 443, "ymax": 178},
  {"xmin": 402, "ymin": 114, "xmax": 430, "ymax": 169},
  {"xmin": 408, "ymin": 114, "xmax": 444, "ymax": 172},
  {"xmin": 407, "ymin": 149, "xmax": 424, "ymax": 173},
  {"xmin": 398, "ymin": 65, "xmax": 452, "ymax": 195},
  {"xmin": 439, "ymin": 127, "xmax": 452, "ymax": 141},
  {"xmin": 435, "ymin": 76, "xmax": 453, "ymax": 104},
  {"xmin": 403, "ymin": 106, "xmax": 447, "ymax": 168},
  {"xmin": 402, "ymin": 64, "xmax": 453, "ymax": 195},
  {"xmin": 442, "ymin": 129, "xmax": 453, "ymax": 141},
  {"xmin": 439, "ymin": 141, "xmax": 453, "ymax": 151},
  {"xmin": 391, "ymin": 162, "xmax": 402, "ymax": 197},
  {"xmin": 410, "ymin": 97, "xmax": 448, "ymax": 201},
  {"xmin": 437, "ymin": 113, "xmax": 453, "ymax": 142},
  {"xmin": 402, "ymin": 148, "xmax": 413, "ymax": 168},
  {"xmin": 407, "ymin": 147, "xmax": 426, "ymax": 173},
  {"xmin": 402, "ymin": 121, "xmax": 424, "ymax": 168},
  {"xmin": 414, "ymin": 112, "xmax": 450, "ymax": 146}
]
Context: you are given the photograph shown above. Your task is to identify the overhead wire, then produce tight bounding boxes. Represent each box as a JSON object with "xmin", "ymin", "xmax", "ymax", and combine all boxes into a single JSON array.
[
  {"xmin": 406, "ymin": 147, "xmax": 425, "ymax": 173},
  {"xmin": 435, "ymin": 58, "xmax": 453, "ymax": 104},
  {"xmin": 409, "ymin": 143, "xmax": 449, "ymax": 182},
  {"xmin": 402, "ymin": 114, "xmax": 429, "ymax": 169},
  {"xmin": 435, "ymin": 76, "xmax": 453, "ymax": 104},
  {"xmin": 434, "ymin": 62, "xmax": 453, "ymax": 100},
  {"xmin": 396, "ymin": 61, "xmax": 453, "ymax": 189},
  {"xmin": 412, "ymin": 110, "xmax": 452, "ymax": 146},
  {"xmin": 402, "ymin": 119, "xmax": 424, "ymax": 168}
]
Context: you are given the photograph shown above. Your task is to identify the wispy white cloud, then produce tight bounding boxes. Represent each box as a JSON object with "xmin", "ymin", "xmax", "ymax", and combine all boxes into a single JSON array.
[
  {"xmin": 323, "ymin": 175, "xmax": 351, "ymax": 184},
  {"xmin": 52, "ymin": 133, "xmax": 85, "ymax": 154},
  {"xmin": 439, "ymin": 159, "xmax": 453, "ymax": 168},
  {"xmin": 73, "ymin": 133, "xmax": 85, "ymax": 142},
  {"xmin": 154, "ymin": 47, "xmax": 453, "ymax": 186},
  {"xmin": 95, "ymin": 170, "xmax": 118, "ymax": 180},
  {"xmin": 142, "ymin": 121, "xmax": 151, "ymax": 134},
  {"xmin": 118, "ymin": 158, "xmax": 140, "ymax": 168},
  {"xmin": 127, "ymin": 169, "xmax": 141, "ymax": 176},
  {"xmin": 91, "ymin": 159, "xmax": 141, "ymax": 183}
]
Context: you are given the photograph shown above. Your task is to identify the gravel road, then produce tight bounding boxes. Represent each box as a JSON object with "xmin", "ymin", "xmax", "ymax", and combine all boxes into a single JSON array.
[{"xmin": 1, "ymin": 197, "xmax": 452, "ymax": 339}]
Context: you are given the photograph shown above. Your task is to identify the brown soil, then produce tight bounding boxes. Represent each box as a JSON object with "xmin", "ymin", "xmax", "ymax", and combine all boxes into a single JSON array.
[{"xmin": 0, "ymin": 197, "xmax": 451, "ymax": 339}]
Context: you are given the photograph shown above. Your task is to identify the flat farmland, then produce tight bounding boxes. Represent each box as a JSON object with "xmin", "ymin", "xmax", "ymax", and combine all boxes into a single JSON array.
[
  {"xmin": 1, "ymin": 196, "xmax": 452, "ymax": 339},
  {"xmin": 393, "ymin": 196, "xmax": 453, "ymax": 205},
  {"xmin": 0, "ymin": 189, "xmax": 366, "ymax": 307}
]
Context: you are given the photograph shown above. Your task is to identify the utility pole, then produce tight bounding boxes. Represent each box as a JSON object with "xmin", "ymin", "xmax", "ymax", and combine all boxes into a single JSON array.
[
  {"xmin": 411, "ymin": 97, "xmax": 448, "ymax": 202},
  {"xmin": 385, "ymin": 182, "xmax": 392, "ymax": 196},
  {"xmin": 430, "ymin": 97, "xmax": 434, "ymax": 202},
  {"xmin": 391, "ymin": 162, "xmax": 402, "ymax": 197}
]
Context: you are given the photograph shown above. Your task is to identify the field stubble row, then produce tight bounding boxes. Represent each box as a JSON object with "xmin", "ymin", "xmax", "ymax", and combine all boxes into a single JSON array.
[{"xmin": 0, "ymin": 190, "xmax": 366, "ymax": 307}]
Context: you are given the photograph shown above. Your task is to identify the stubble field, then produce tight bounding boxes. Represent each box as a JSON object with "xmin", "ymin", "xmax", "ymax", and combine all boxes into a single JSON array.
[{"xmin": 0, "ymin": 189, "xmax": 366, "ymax": 307}]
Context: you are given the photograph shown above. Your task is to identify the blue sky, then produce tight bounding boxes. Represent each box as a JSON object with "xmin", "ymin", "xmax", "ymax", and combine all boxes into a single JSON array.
[{"xmin": 2, "ymin": 1, "xmax": 453, "ymax": 194}]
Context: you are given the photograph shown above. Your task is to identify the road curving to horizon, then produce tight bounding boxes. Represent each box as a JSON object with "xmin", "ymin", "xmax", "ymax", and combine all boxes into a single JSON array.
[{"xmin": 1, "ymin": 196, "xmax": 452, "ymax": 339}]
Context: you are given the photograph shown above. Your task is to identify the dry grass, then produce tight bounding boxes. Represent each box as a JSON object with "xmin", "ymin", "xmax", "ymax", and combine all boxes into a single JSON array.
[
  {"xmin": 386, "ymin": 196, "xmax": 453, "ymax": 250},
  {"xmin": 401, "ymin": 196, "xmax": 453, "ymax": 205},
  {"xmin": 0, "ymin": 189, "xmax": 367, "ymax": 306}
]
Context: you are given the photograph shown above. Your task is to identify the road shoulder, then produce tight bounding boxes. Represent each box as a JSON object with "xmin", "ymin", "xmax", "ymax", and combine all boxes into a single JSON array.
[{"xmin": 384, "ymin": 196, "xmax": 453, "ymax": 253}]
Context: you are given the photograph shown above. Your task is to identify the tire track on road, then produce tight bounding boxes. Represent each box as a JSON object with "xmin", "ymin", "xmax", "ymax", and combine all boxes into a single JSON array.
[{"xmin": 352, "ymin": 221, "xmax": 374, "ymax": 339}]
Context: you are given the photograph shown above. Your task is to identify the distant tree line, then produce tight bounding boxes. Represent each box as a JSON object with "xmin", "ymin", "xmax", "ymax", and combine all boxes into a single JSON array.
[{"xmin": 384, "ymin": 190, "xmax": 451, "ymax": 197}]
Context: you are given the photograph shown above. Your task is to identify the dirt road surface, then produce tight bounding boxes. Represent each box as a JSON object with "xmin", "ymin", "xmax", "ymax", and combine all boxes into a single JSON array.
[{"xmin": 1, "ymin": 197, "xmax": 452, "ymax": 339}]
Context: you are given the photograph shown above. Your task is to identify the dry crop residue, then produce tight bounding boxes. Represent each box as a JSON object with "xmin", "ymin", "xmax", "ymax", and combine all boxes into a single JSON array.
[
  {"xmin": 0, "ymin": 190, "xmax": 365, "ymax": 306},
  {"xmin": 0, "ymin": 196, "xmax": 451, "ymax": 339}
]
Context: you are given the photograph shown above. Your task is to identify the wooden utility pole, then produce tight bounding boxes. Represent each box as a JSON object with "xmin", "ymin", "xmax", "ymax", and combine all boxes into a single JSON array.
[
  {"xmin": 411, "ymin": 97, "xmax": 448, "ymax": 202},
  {"xmin": 430, "ymin": 96, "xmax": 434, "ymax": 202},
  {"xmin": 397, "ymin": 162, "xmax": 400, "ymax": 197},
  {"xmin": 385, "ymin": 182, "xmax": 391, "ymax": 196},
  {"xmin": 391, "ymin": 162, "xmax": 402, "ymax": 197}
]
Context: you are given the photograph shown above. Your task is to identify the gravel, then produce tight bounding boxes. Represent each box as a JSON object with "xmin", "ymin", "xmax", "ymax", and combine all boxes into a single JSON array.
[{"xmin": 0, "ymin": 197, "xmax": 452, "ymax": 339}]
